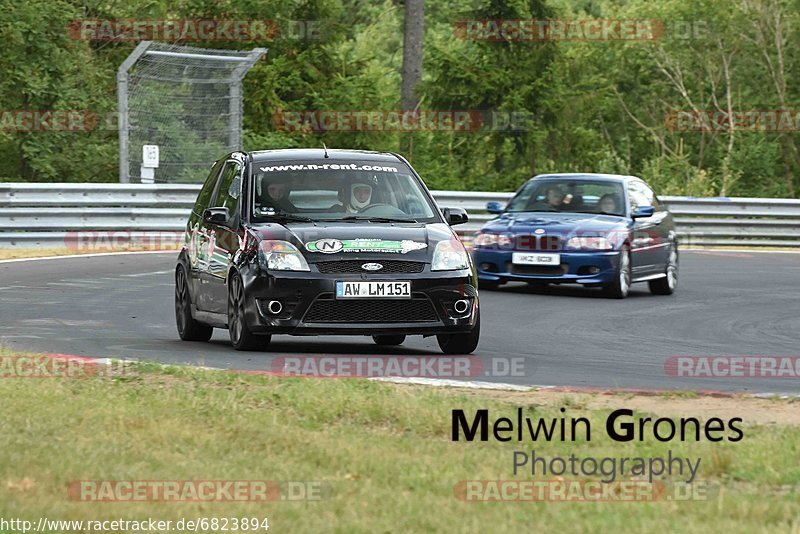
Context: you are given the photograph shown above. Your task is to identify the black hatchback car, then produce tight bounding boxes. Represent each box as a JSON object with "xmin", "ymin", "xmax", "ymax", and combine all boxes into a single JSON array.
[{"xmin": 175, "ymin": 149, "xmax": 480, "ymax": 353}]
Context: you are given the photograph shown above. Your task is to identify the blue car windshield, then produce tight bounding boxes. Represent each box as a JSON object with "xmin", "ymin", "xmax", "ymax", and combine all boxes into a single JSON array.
[{"xmin": 506, "ymin": 179, "xmax": 626, "ymax": 216}]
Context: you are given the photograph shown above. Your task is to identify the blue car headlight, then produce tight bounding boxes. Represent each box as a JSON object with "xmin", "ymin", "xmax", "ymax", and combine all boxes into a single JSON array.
[
  {"xmin": 565, "ymin": 236, "xmax": 613, "ymax": 251},
  {"xmin": 473, "ymin": 232, "xmax": 512, "ymax": 249}
]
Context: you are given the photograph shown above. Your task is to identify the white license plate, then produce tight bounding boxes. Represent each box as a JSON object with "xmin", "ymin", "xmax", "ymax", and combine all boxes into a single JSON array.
[
  {"xmin": 336, "ymin": 281, "xmax": 411, "ymax": 299},
  {"xmin": 512, "ymin": 252, "xmax": 561, "ymax": 266}
]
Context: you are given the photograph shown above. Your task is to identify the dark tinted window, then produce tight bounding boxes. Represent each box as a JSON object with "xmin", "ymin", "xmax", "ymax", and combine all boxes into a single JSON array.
[
  {"xmin": 250, "ymin": 160, "xmax": 436, "ymax": 222},
  {"xmin": 212, "ymin": 161, "xmax": 243, "ymax": 221},
  {"xmin": 194, "ymin": 161, "xmax": 225, "ymax": 214}
]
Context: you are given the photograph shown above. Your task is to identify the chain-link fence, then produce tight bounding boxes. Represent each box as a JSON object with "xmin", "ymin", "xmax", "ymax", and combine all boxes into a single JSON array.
[{"xmin": 117, "ymin": 41, "xmax": 266, "ymax": 183}]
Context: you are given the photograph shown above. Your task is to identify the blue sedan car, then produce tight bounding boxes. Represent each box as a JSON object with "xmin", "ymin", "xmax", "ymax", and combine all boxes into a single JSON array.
[{"xmin": 472, "ymin": 173, "xmax": 678, "ymax": 298}]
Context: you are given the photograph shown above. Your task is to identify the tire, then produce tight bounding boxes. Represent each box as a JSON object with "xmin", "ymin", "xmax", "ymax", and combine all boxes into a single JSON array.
[
  {"xmin": 175, "ymin": 266, "xmax": 213, "ymax": 342},
  {"xmin": 649, "ymin": 244, "xmax": 678, "ymax": 295},
  {"xmin": 228, "ymin": 272, "xmax": 270, "ymax": 351},
  {"xmin": 603, "ymin": 246, "xmax": 631, "ymax": 299},
  {"xmin": 437, "ymin": 314, "xmax": 480, "ymax": 355},
  {"xmin": 373, "ymin": 335, "xmax": 406, "ymax": 346}
]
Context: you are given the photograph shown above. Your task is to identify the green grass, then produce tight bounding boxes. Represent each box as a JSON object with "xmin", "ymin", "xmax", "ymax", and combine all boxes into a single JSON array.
[{"xmin": 0, "ymin": 357, "xmax": 798, "ymax": 533}]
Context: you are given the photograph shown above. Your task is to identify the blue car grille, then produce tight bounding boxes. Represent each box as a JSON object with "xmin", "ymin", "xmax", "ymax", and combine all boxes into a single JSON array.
[
  {"xmin": 508, "ymin": 263, "xmax": 567, "ymax": 276},
  {"xmin": 515, "ymin": 234, "xmax": 563, "ymax": 251}
]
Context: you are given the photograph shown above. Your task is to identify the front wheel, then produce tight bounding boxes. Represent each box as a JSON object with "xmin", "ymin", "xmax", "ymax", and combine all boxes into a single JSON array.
[
  {"xmin": 373, "ymin": 335, "xmax": 406, "ymax": 346},
  {"xmin": 437, "ymin": 314, "xmax": 480, "ymax": 355},
  {"xmin": 603, "ymin": 246, "xmax": 631, "ymax": 299},
  {"xmin": 649, "ymin": 244, "xmax": 678, "ymax": 295},
  {"xmin": 228, "ymin": 272, "xmax": 270, "ymax": 351},
  {"xmin": 175, "ymin": 266, "xmax": 213, "ymax": 342}
]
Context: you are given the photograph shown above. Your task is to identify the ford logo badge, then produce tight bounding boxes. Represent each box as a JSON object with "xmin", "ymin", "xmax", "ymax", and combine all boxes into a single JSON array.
[{"xmin": 361, "ymin": 263, "xmax": 383, "ymax": 271}]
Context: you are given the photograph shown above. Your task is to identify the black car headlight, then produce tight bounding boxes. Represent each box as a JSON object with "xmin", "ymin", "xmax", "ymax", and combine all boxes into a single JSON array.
[
  {"xmin": 258, "ymin": 240, "xmax": 310, "ymax": 271},
  {"xmin": 431, "ymin": 239, "xmax": 469, "ymax": 271}
]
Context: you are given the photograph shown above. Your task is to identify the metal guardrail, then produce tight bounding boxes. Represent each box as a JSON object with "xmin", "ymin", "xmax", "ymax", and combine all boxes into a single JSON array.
[{"xmin": 1, "ymin": 183, "xmax": 799, "ymax": 248}]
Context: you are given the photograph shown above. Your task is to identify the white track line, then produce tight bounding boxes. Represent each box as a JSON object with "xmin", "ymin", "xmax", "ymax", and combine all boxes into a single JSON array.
[
  {"xmin": 0, "ymin": 250, "xmax": 177, "ymax": 264},
  {"xmin": 370, "ymin": 376, "xmax": 538, "ymax": 391}
]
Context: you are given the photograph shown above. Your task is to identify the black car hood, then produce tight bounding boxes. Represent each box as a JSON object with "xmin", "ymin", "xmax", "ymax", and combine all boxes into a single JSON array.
[{"xmin": 249, "ymin": 222, "xmax": 455, "ymax": 261}]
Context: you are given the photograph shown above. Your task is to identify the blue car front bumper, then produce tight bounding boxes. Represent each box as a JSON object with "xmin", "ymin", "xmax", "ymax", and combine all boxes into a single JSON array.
[{"xmin": 473, "ymin": 249, "xmax": 622, "ymax": 285}]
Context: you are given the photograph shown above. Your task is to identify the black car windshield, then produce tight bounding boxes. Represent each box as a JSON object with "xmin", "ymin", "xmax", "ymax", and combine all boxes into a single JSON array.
[
  {"xmin": 506, "ymin": 178, "xmax": 626, "ymax": 216},
  {"xmin": 250, "ymin": 160, "xmax": 438, "ymax": 223}
]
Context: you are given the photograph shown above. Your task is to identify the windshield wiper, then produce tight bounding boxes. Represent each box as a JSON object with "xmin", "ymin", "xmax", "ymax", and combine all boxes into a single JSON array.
[
  {"xmin": 339, "ymin": 216, "xmax": 418, "ymax": 223},
  {"xmin": 259, "ymin": 212, "xmax": 314, "ymax": 223}
]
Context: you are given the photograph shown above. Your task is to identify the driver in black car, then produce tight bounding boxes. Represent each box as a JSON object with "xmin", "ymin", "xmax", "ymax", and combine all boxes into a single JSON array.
[
  {"xmin": 262, "ymin": 176, "xmax": 297, "ymax": 212},
  {"xmin": 348, "ymin": 181, "xmax": 373, "ymax": 213},
  {"xmin": 330, "ymin": 177, "xmax": 379, "ymax": 213}
]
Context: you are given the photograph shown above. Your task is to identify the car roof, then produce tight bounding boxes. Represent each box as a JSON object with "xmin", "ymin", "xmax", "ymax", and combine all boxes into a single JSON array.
[
  {"xmin": 247, "ymin": 148, "xmax": 403, "ymax": 163},
  {"xmin": 529, "ymin": 173, "xmax": 640, "ymax": 183}
]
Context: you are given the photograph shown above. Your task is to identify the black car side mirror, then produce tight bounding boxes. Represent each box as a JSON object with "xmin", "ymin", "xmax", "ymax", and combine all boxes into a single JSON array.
[
  {"xmin": 203, "ymin": 207, "xmax": 230, "ymax": 225},
  {"xmin": 442, "ymin": 207, "xmax": 469, "ymax": 226}
]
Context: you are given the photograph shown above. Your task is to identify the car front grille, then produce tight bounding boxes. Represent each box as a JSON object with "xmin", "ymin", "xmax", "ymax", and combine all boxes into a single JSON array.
[
  {"xmin": 315, "ymin": 260, "xmax": 425, "ymax": 274},
  {"xmin": 303, "ymin": 295, "xmax": 439, "ymax": 323},
  {"xmin": 509, "ymin": 263, "xmax": 567, "ymax": 276},
  {"xmin": 516, "ymin": 234, "xmax": 563, "ymax": 251}
]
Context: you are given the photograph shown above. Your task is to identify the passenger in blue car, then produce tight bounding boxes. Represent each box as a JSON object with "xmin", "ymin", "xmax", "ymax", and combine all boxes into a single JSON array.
[{"xmin": 597, "ymin": 193, "xmax": 622, "ymax": 216}]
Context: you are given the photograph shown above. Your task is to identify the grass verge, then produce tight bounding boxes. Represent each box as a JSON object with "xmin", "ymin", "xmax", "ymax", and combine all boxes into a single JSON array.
[{"xmin": 0, "ymin": 353, "xmax": 798, "ymax": 532}]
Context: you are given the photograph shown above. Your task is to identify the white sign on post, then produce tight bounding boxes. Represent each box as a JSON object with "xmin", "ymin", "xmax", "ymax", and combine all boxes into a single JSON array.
[
  {"xmin": 142, "ymin": 145, "xmax": 160, "ymax": 168},
  {"xmin": 141, "ymin": 144, "xmax": 159, "ymax": 184}
]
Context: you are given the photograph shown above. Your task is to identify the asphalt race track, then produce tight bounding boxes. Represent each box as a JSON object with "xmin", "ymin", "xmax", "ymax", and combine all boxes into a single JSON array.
[{"xmin": 0, "ymin": 250, "xmax": 798, "ymax": 394}]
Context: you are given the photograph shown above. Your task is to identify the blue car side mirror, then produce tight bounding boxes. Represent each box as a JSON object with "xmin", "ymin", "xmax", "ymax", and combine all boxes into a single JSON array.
[
  {"xmin": 486, "ymin": 201, "xmax": 504, "ymax": 214},
  {"xmin": 632, "ymin": 206, "xmax": 655, "ymax": 218}
]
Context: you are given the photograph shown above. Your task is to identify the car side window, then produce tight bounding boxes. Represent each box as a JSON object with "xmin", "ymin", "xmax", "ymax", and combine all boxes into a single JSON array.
[
  {"xmin": 644, "ymin": 185, "xmax": 662, "ymax": 210},
  {"xmin": 194, "ymin": 161, "xmax": 225, "ymax": 215},
  {"xmin": 627, "ymin": 182, "xmax": 652, "ymax": 211},
  {"xmin": 212, "ymin": 161, "xmax": 243, "ymax": 223}
]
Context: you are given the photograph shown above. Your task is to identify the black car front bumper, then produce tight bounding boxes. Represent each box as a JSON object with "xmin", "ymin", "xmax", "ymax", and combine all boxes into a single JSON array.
[{"xmin": 239, "ymin": 265, "xmax": 478, "ymax": 335}]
